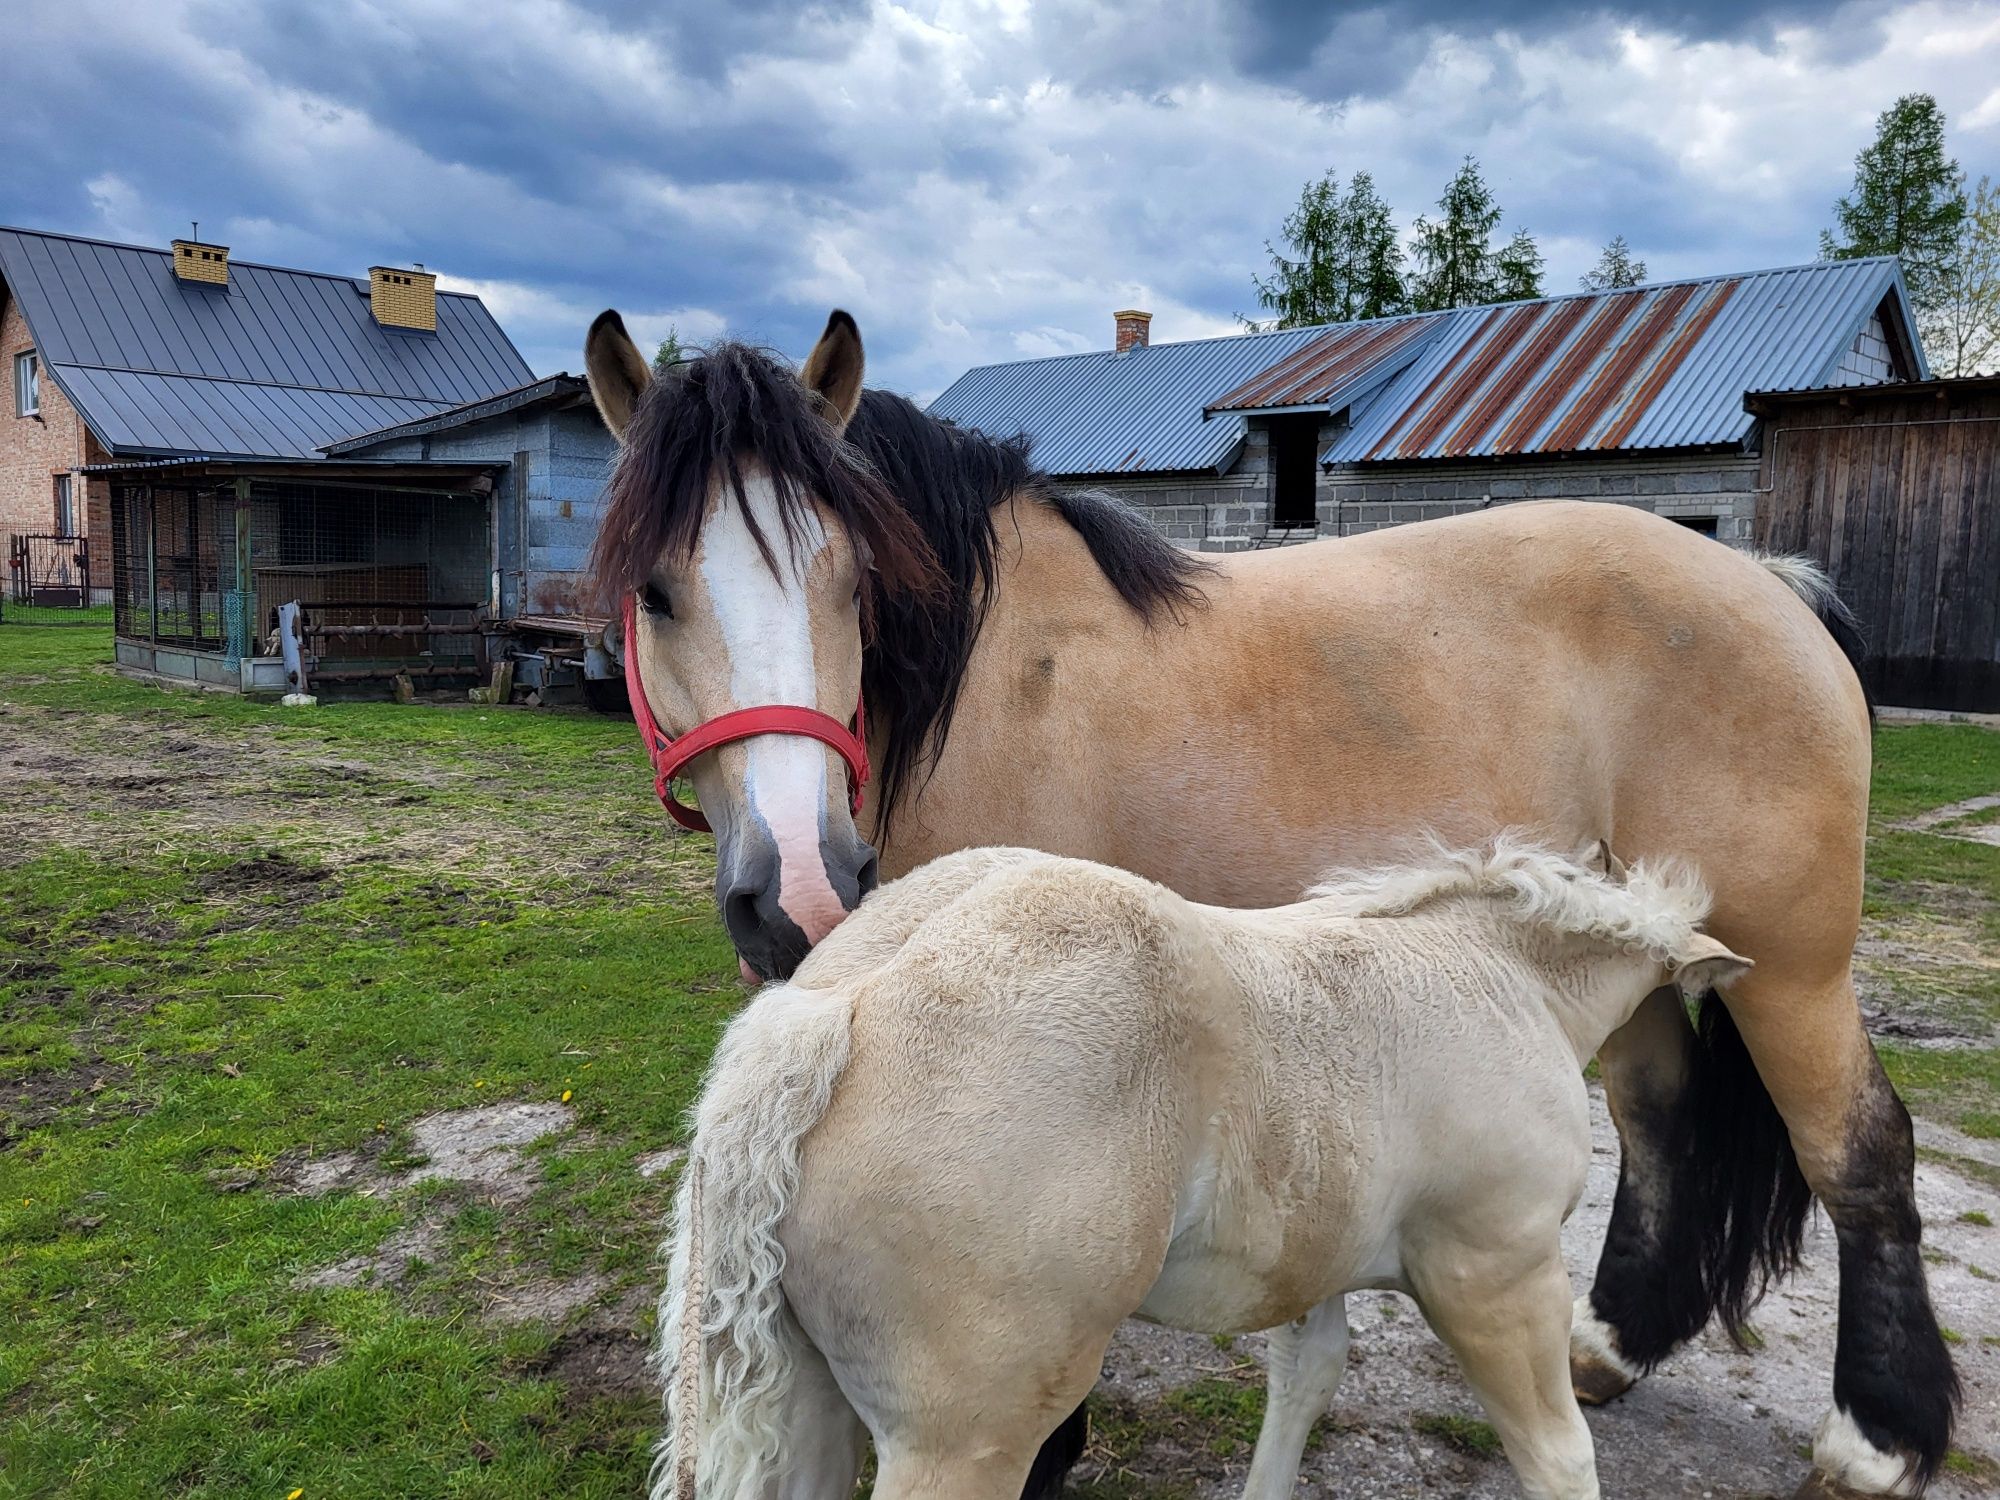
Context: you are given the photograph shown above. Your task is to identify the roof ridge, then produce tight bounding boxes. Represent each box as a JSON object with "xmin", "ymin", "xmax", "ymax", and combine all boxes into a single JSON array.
[
  {"xmin": 0, "ymin": 223, "xmax": 486, "ymax": 299},
  {"xmin": 944, "ymin": 257, "xmax": 1900, "ymax": 381}
]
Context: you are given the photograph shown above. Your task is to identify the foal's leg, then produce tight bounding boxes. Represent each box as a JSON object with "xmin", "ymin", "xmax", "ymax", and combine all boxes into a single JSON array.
[
  {"xmin": 867, "ymin": 1332, "xmax": 1114, "ymax": 1500},
  {"xmin": 1414, "ymin": 1246, "xmax": 1598, "ymax": 1500},
  {"xmin": 1573, "ymin": 986, "xmax": 1707, "ymax": 1400},
  {"xmin": 1241, "ymin": 1297, "xmax": 1350, "ymax": 1500},
  {"xmin": 1724, "ymin": 965, "xmax": 1958, "ymax": 1498},
  {"xmin": 774, "ymin": 1335, "xmax": 868, "ymax": 1500}
]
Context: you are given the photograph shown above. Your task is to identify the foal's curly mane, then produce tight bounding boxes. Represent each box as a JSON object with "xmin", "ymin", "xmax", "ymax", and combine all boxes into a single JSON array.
[
  {"xmin": 590, "ymin": 340, "xmax": 1211, "ymax": 835},
  {"xmin": 1307, "ymin": 835, "xmax": 1713, "ymax": 965}
]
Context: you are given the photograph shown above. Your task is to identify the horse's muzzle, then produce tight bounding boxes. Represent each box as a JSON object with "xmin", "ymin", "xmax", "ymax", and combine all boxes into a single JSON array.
[{"xmin": 719, "ymin": 828, "xmax": 879, "ymax": 981}]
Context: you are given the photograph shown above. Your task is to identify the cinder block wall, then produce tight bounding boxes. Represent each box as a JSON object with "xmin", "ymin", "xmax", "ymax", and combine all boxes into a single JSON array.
[
  {"xmin": 1317, "ymin": 453, "xmax": 1759, "ymax": 545},
  {"xmin": 1080, "ymin": 442, "xmax": 1759, "ymax": 552}
]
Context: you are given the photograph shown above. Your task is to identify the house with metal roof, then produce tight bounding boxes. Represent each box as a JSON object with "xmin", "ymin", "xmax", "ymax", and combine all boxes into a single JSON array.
[
  {"xmin": 0, "ymin": 224, "xmax": 535, "ymax": 689},
  {"xmin": 929, "ymin": 257, "xmax": 1925, "ymax": 551}
]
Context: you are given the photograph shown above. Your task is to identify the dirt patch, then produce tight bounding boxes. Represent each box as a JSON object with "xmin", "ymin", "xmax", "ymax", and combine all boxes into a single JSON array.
[
  {"xmin": 295, "ymin": 1214, "xmax": 452, "ymax": 1292},
  {"xmin": 527, "ymin": 1324, "xmax": 654, "ymax": 1403},
  {"xmin": 0, "ymin": 699, "xmax": 709, "ymax": 901},
  {"xmin": 283, "ymin": 1100, "xmax": 577, "ymax": 1204},
  {"xmin": 195, "ymin": 852, "xmax": 333, "ymax": 898},
  {"xmin": 486, "ymin": 1272, "xmax": 614, "ymax": 1325},
  {"xmin": 0, "ymin": 1060, "xmax": 139, "ymax": 1141}
]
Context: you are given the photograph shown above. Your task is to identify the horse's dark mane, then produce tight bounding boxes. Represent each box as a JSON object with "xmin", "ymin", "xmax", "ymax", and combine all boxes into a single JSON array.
[{"xmin": 591, "ymin": 340, "xmax": 1210, "ymax": 835}]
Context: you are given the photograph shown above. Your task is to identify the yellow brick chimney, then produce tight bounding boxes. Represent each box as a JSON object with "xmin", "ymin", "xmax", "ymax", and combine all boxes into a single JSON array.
[{"xmin": 369, "ymin": 264, "xmax": 436, "ymax": 331}]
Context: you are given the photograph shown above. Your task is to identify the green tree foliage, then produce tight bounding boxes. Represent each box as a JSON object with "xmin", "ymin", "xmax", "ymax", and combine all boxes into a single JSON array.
[
  {"xmin": 1922, "ymin": 175, "xmax": 2000, "ymax": 376},
  {"xmin": 1250, "ymin": 169, "xmax": 1407, "ymax": 327},
  {"xmin": 1580, "ymin": 235, "xmax": 1648, "ymax": 292},
  {"xmin": 1407, "ymin": 157, "xmax": 1543, "ymax": 310},
  {"xmin": 653, "ymin": 328, "xmax": 685, "ymax": 373},
  {"xmin": 1494, "ymin": 228, "xmax": 1546, "ymax": 302},
  {"xmin": 1410, "ymin": 158, "xmax": 1502, "ymax": 309},
  {"xmin": 1821, "ymin": 93, "xmax": 1966, "ymax": 310}
]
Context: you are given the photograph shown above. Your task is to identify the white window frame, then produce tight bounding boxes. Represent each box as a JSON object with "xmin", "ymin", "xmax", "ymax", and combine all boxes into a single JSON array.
[
  {"xmin": 53, "ymin": 473, "xmax": 75, "ymax": 535},
  {"xmin": 14, "ymin": 349, "xmax": 38, "ymax": 417}
]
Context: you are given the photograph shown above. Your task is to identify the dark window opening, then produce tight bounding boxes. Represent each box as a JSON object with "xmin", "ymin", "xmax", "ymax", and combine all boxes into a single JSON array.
[
  {"xmin": 1268, "ymin": 414, "xmax": 1322, "ymax": 530},
  {"xmin": 1671, "ymin": 515, "xmax": 1718, "ymax": 537}
]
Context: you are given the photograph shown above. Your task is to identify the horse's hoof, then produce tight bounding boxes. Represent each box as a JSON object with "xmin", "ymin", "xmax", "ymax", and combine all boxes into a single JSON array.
[
  {"xmin": 1792, "ymin": 1473, "xmax": 1887, "ymax": 1500},
  {"xmin": 1570, "ymin": 1350, "xmax": 1635, "ymax": 1405}
]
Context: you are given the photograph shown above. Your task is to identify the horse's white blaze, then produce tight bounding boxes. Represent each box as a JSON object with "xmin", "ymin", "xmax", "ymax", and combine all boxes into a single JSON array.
[{"xmin": 701, "ymin": 476, "xmax": 847, "ymax": 943}]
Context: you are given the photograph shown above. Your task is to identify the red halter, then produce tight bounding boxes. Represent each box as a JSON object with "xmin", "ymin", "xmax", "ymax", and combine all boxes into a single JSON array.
[{"xmin": 619, "ymin": 594, "xmax": 870, "ymax": 834}]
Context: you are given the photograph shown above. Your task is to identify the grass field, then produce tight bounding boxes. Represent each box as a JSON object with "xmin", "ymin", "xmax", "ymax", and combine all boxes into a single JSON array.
[{"xmin": 1, "ymin": 625, "xmax": 1995, "ymax": 1497}]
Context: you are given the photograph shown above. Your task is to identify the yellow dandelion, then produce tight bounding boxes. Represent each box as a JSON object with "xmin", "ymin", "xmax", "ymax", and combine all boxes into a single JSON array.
[
  {"xmin": 474, "ymin": 1080, "xmax": 486, "ymax": 1089},
  {"xmin": 288, "ymin": 1490, "xmax": 304, "ymax": 1499},
  {"xmin": 561, "ymin": 1090, "xmax": 572, "ymax": 1103}
]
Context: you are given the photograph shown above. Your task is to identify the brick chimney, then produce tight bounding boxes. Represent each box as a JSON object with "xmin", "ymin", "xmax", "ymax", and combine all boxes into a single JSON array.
[
  {"xmin": 171, "ymin": 238, "xmax": 230, "ymax": 286},
  {"xmin": 1114, "ymin": 308, "xmax": 1152, "ymax": 353},
  {"xmin": 370, "ymin": 264, "xmax": 437, "ymax": 331}
]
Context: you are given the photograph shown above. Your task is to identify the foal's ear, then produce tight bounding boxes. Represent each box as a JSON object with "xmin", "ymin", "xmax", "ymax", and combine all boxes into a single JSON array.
[
  {"xmin": 585, "ymin": 309, "xmax": 651, "ymax": 440},
  {"xmin": 1673, "ymin": 933, "xmax": 1753, "ymax": 1001},
  {"xmin": 801, "ymin": 309, "xmax": 865, "ymax": 433}
]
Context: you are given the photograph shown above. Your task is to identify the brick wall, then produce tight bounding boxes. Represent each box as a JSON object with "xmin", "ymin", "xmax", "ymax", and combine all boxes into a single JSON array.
[{"xmin": 1, "ymin": 288, "xmax": 98, "ymax": 551}]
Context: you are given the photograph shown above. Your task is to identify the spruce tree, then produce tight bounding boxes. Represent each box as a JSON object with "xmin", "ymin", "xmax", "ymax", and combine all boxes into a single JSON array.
[
  {"xmin": 1580, "ymin": 235, "xmax": 1648, "ymax": 291},
  {"xmin": 1251, "ymin": 169, "xmax": 1407, "ymax": 327},
  {"xmin": 1410, "ymin": 157, "xmax": 1504, "ymax": 310},
  {"xmin": 1821, "ymin": 93, "xmax": 1966, "ymax": 309},
  {"xmin": 1494, "ymin": 228, "xmax": 1545, "ymax": 301}
]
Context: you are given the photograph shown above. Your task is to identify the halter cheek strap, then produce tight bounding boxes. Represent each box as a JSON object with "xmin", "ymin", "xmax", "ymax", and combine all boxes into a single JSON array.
[{"xmin": 620, "ymin": 594, "xmax": 870, "ymax": 834}]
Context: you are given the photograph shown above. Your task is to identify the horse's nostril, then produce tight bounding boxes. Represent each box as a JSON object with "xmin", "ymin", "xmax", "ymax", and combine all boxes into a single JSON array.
[
  {"xmin": 722, "ymin": 885, "xmax": 762, "ymax": 945},
  {"xmin": 854, "ymin": 851, "xmax": 880, "ymax": 902}
]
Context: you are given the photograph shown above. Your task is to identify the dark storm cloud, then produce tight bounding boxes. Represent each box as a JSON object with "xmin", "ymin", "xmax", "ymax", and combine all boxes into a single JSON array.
[{"xmin": 1, "ymin": 0, "xmax": 1992, "ymax": 395}]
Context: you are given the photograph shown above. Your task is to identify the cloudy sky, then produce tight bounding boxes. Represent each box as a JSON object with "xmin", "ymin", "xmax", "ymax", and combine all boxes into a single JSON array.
[{"xmin": 4, "ymin": 1, "xmax": 1998, "ymax": 399}]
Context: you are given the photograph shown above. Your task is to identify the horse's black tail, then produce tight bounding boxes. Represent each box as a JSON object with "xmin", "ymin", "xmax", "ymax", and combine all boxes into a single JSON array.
[{"xmin": 1684, "ymin": 991, "xmax": 1817, "ymax": 1343}]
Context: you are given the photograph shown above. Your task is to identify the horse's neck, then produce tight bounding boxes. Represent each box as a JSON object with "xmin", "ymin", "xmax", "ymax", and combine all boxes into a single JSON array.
[
  {"xmin": 1526, "ymin": 930, "xmax": 1660, "ymax": 1064},
  {"xmin": 986, "ymin": 494, "xmax": 1143, "ymax": 627}
]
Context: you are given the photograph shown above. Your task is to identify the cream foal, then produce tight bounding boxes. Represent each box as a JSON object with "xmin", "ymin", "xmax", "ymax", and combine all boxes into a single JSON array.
[{"xmin": 659, "ymin": 839, "xmax": 1750, "ymax": 1500}]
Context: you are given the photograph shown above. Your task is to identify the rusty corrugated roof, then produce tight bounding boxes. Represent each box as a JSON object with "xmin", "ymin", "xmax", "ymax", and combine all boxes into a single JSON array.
[
  {"xmin": 1328, "ymin": 258, "xmax": 1922, "ymax": 463},
  {"xmin": 1204, "ymin": 314, "xmax": 1449, "ymax": 413}
]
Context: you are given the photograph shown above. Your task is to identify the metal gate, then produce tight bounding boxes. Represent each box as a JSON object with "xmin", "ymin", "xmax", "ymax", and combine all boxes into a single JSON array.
[{"xmin": 3, "ymin": 534, "xmax": 103, "ymax": 625}]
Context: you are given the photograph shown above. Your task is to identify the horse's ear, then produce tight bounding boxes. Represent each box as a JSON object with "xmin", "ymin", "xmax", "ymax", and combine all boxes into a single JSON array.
[
  {"xmin": 1673, "ymin": 933, "xmax": 1752, "ymax": 1001},
  {"xmin": 585, "ymin": 309, "xmax": 651, "ymax": 440},
  {"xmin": 801, "ymin": 309, "xmax": 864, "ymax": 433}
]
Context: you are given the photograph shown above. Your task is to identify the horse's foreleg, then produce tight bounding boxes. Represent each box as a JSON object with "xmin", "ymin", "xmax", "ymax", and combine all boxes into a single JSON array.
[
  {"xmin": 1725, "ymin": 969, "xmax": 1959, "ymax": 1498},
  {"xmin": 1573, "ymin": 985, "xmax": 1709, "ymax": 1399},
  {"xmin": 1240, "ymin": 1297, "xmax": 1350, "ymax": 1500},
  {"xmin": 1416, "ymin": 1246, "xmax": 1599, "ymax": 1500}
]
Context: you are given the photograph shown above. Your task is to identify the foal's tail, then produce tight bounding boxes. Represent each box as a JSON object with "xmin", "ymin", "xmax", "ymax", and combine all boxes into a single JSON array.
[{"xmin": 653, "ymin": 983, "xmax": 856, "ymax": 1500}]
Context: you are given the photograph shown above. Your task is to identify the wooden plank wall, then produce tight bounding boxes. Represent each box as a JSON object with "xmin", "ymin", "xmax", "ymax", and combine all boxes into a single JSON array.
[{"xmin": 1754, "ymin": 383, "xmax": 2000, "ymax": 712}]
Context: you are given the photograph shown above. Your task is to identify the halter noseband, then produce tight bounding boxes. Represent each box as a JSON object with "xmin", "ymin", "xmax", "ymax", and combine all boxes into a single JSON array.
[{"xmin": 619, "ymin": 593, "xmax": 870, "ymax": 834}]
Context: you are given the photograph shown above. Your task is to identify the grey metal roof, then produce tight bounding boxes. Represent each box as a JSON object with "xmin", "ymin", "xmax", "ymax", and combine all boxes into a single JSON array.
[
  {"xmin": 929, "ymin": 257, "xmax": 1923, "ymax": 476},
  {"xmin": 929, "ymin": 323, "xmax": 1342, "ymax": 476},
  {"xmin": 324, "ymin": 373, "xmax": 591, "ymax": 453},
  {"xmin": 0, "ymin": 226, "xmax": 534, "ymax": 459}
]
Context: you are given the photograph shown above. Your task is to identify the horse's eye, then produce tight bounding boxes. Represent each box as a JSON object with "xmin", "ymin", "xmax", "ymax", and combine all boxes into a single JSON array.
[{"xmin": 640, "ymin": 584, "xmax": 674, "ymax": 619}]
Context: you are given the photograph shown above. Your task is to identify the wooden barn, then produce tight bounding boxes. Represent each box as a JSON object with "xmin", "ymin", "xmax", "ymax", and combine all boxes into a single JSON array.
[
  {"xmin": 931, "ymin": 258, "xmax": 1924, "ymax": 552},
  {"xmin": 1749, "ymin": 376, "xmax": 2000, "ymax": 712}
]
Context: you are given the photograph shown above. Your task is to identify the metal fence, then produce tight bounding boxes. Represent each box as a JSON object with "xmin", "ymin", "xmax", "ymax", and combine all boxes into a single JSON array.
[
  {"xmin": 2, "ymin": 533, "xmax": 109, "ymax": 625},
  {"xmin": 111, "ymin": 478, "xmax": 490, "ymax": 678}
]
